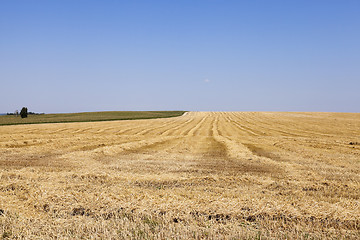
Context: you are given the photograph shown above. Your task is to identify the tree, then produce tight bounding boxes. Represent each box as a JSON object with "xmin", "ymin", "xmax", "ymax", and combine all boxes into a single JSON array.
[{"xmin": 20, "ymin": 107, "xmax": 28, "ymax": 118}]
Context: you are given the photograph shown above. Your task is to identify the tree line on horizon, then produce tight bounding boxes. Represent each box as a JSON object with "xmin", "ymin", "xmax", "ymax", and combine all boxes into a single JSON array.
[{"xmin": 6, "ymin": 107, "xmax": 44, "ymax": 118}]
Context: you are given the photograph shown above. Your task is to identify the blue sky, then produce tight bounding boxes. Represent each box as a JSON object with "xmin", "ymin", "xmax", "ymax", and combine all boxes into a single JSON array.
[{"xmin": 1, "ymin": 0, "xmax": 359, "ymax": 113}]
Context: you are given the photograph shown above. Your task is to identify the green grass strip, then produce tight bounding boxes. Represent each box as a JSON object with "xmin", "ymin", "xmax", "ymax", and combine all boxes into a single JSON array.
[{"xmin": 0, "ymin": 111, "xmax": 187, "ymax": 126}]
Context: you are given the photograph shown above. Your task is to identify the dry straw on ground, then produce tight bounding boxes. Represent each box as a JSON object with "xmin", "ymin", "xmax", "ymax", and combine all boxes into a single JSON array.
[{"xmin": 0, "ymin": 112, "xmax": 359, "ymax": 239}]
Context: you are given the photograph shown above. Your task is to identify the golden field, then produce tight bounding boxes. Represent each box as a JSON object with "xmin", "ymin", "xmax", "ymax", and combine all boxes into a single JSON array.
[{"xmin": 0, "ymin": 112, "xmax": 359, "ymax": 239}]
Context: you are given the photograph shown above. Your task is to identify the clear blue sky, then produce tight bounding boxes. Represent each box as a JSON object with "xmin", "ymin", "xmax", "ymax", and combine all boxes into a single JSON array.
[{"xmin": 1, "ymin": 0, "xmax": 359, "ymax": 113}]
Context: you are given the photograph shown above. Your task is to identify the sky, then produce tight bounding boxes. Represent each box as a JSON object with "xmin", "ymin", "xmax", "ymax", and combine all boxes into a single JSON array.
[{"xmin": 1, "ymin": 0, "xmax": 359, "ymax": 113}]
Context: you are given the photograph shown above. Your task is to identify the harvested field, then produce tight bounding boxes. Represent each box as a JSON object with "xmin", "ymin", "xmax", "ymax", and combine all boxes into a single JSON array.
[{"xmin": 0, "ymin": 112, "xmax": 359, "ymax": 239}]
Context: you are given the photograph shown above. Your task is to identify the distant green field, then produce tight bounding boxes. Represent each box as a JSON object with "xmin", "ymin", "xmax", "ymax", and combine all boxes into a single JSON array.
[{"xmin": 0, "ymin": 111, "xmax": 186, "ymax": 126}]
